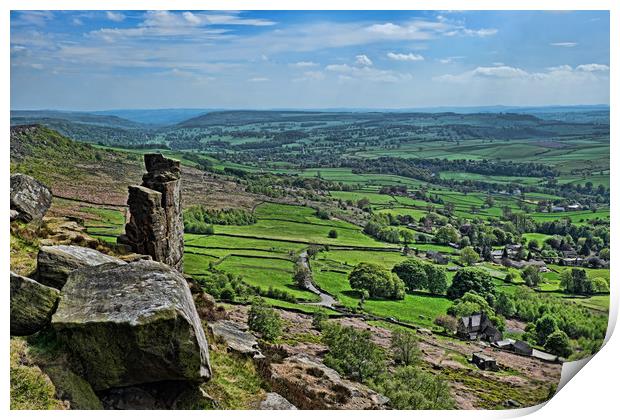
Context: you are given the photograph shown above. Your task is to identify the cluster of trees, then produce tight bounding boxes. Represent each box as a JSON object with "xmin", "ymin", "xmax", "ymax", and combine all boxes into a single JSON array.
[
  {"xmin": 392, "ymin": 259, "xmax": 448, "ymax": 294},
  {"xmin": 321, "ymin": 323, "xmax": 454, "ymax": 409},
  {"xmin": 184, "ymin": 206, "xmax": 255, "ymax": 233},
  {"xmin": 447, "ymin": 292, "xmax": 505, "ymax": 332},
  {"xmin": 446, "ymin": 268, "xmax": 495, "ymax": 300},
  {"xmin": 559, "ymin": 268, "xmax": 609, "ymax": 295},
  {"xmin": 363, "ymin": 214, "xmax": 411, "ymax": 244},
  {"xmin": 348, "ymin": 263, "xmax": 405, "ymax": 300}
]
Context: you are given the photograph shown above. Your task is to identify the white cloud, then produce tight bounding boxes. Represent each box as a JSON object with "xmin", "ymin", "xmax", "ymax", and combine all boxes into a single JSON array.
[
  {"xmin": 293, "ymin": 71, "xmax": 325, "ymax": 82},
  {"xmin": 290, "ymin": 61, "xmax": 319, "ymax": 68},
  {"xmin": 550, "ymin": 42, "xmax": 578, "ymax": 47},
  {"xmin": 436, "ymin": 63, "xmax": 610, "ymax": 83},
  {"xmin": 72, "ymin": 18, "xmax": 83, "ymax": 26},
  {"xmin": 438, "ymin": 56, "xmax": 464, "ymax": 64},
  {"xmin": 576, "ymin": 63, "xmax": 609, "ymax": 72},
  {"xmin": 11, "ymin": 11, "xmax": 54, "ymax": 27},
  {"xmin": 387, "ymin": 52, "xmax": 424, "ymax": 61},
  {"xmin": 106, "ymin": 11, "xmax": 125, "ymax": 22},
  {"xmin": 248, "ymin": 77, "xmax": 269, "ymax": 82},
  {"xmin": 326, "ymin": 62, "xmax": 411, "ymax": 83},
  {"xmin": 355, "ymin": 54, "xmax": 373, "ymax": 66}
]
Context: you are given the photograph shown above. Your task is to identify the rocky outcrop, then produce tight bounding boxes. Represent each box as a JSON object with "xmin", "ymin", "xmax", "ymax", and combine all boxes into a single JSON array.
[
  {"xmin": 52, "ymin": 260, "xmax": 211, "ymax": 390},
  {"xmin": 208, "ymin": 320, "xmax": 263, "ymax": 359},
  {"xmin": 10, "ymin": 272, "xmax": 60, "ymax": 336},
  {"xmin": 262, "ymin": 354, "xmax": 388, "ymax": 410},
  {"xmin": 260, "ymin": 393, "xmax": 297, "ymax": 410},
  {"xmin": 37, "ymin": 245, "xmax": 125, "ymax": 289},
  {"xmin": 118, "ymin": 154, "xmax": 184, "ymax": 272},
  {"xmin": 10, "ymin": 173, "xmax": 52, "ymax": 223}
]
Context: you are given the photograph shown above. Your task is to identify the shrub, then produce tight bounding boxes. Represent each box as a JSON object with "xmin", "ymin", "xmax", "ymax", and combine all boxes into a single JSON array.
[
  {"xmin": 434, "ymin": 315, "xmax": 458, "ymax": 334},
  {"xmin": 391, "ymin": 329, "xmax": 420, "ymax": 366},
  {"xmin": 369, "ymin": 366, "xmax": 454, "ymax": 410},
  {"xmin": 322, "ymin": 323, "xmax": 386, "ymax": 382},
  {"xmin": 328, "ymin": 229, "xmax": 338, "ymax": 238},
  {"xmin": 248, "ymin": 298, "xmax": 282, "ymax": 342},
  {"xmin": 521, "ymin": 265, "xmax": 541, "ymax": 288}
]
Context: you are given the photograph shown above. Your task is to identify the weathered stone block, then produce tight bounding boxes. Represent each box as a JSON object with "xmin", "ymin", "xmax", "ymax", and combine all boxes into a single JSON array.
[
  {"xmin": 10, "ymin": 272, "xmax": 60, "ymax": 336},
  {"xmin": 10, "ymin": 173, "xmax": 52, "ymax": 223},
  {"xmin": 52, "ymin": 260, "xmax": 211, "ymax": 390}
]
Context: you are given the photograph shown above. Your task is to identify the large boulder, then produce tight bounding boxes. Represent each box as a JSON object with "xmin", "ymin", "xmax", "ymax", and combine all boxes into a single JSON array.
[
  {"xmin": 10, "ymin": 272, "xmax": 60, "ymax": 336},
  {"xmin": 52, "ymin": 260, "xmax": 211, "ymax": 390},
  {"xmin": 10, "ymin": 173, "xmax": 53, "ymax": 223},
  {"xmin": 37, "ymin": 245, "xmax": 126, "ymax": 289},
  {"xmin": 263, "ymin": 354, "xmax": 388, "ymax": 410},
  {"xmin": 208, "ymin": 320, "xmax": 263, "ymax": 358}
]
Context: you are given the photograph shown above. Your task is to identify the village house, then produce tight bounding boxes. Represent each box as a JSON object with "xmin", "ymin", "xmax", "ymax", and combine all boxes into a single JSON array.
[
  {"xmin": 457, "ymin": 313, "xmax": 503, "ymax": 342},
  {"xmin": 493, "ymin": 339, "xmax": 533, "ymax": 356}
]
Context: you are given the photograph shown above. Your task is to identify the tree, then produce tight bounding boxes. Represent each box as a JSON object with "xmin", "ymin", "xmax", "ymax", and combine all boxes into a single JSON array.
[
  {"xmin": 248, "ymin": 298, "xmax": 282, "ymax": 342},
  {"xmin": 391, "ymin": 329, "xmax": 420, "ymax": 366},
  {"xmin": 370, "ymin": 366, "xmax": 454, "ymax": 409},
  {"xmin": 592, "ymin": 277, "xmax": 609, "ymax": 293},
  {"xmin": 328, "ymin": 229, "xmax": 338, "ymax": 238},
  {"xmin": 504, "ymin": 272, "xmax": 515, "ymax": 283},
  {"xmin": 392, "ymin": 259, "xmax": 427, "ymax": 291},
  {"xmin": 528, "ymin": 239, "xmax": 540, "ymax": 251},
  {"xmin": 434, "ymin": 315, "xmax": 458, "ymax": 334},
  {"xmin": 494, "ymin": 291, "xmax": 516, "ymax": 317},
  {"xmin": 322, "ymin": 323, "xmax": 386, "ymax": 382},
  {"xmin": 599, "ymin": 248, "xmax": 610, "ymax": 260},
  {"xmin": 349, "ymin": 262, "xmax": 405, "ymax": 300},
  {"xmin": 447, "ymin": 268, "xmax": 495, "ymax": 300},
  {"xmin": 544, "ymin": 330, "xmax": 572, "ymax": 358},
  {"xmin": 535, "ymin": 314, "xmax": 557, "ymax": 345},
  {"xmin": 424, "ymin": 264, "xmax": 448, "ymax": 295},
  {"xmin": 400, "ymin": 229, "xmax": 414, "ymax": 245},
  {"xmin": 293, "ymin": 263, "xmax": 310, "ymax": 289},
  {"xmin": 459, "ymin": 246, "xmax": 479, "ymax": 266},
  {"xmin": 435, "ymin": 224, "xmax": 459, "ymax": 244},
  {"xmin": 521, "ymin": 265, "xmax": 541, "ymax": 288}
]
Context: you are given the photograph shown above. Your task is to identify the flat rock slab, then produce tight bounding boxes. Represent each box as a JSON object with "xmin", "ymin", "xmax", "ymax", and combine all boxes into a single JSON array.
[
  {"xmin": 10, "ymin": 173, "xmax": 52, "ymax": 223},
  {"xmin": 37, "ymin": 245, "xmax": 126, "ymax": 289},
  {"xmin": 260, "ymin": 393, "xmax": 297, "ymax": 410},
  {"xmin": 208, "ymin": 320, "xmax": 263, "ymax": 358},
  {"xmin": 52, "ymin": 260, "xmax": 211, "ymax": 390},
  {"xmin": 10, "ymin": 272, "xmax": 60, "ymax": 336}
]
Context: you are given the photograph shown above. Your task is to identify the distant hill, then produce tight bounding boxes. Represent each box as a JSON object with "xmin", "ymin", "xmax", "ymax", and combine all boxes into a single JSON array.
[
  {"xmin": 92, "ymin": 108, "xmax": 218, "ymax": 126},
  {"xmin": 11, "ymin": 110, "xmax": 146, "ymax": 129}
]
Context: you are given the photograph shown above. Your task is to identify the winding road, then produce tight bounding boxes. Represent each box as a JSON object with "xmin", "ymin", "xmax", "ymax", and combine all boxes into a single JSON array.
[{"xmin": 298, "ymin": 251, "xmax": 337, "ymax": 308}]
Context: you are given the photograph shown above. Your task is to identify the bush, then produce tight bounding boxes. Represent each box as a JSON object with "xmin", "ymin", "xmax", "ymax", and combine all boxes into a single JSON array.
[
  {"xmin": 446, "ymin": 268, "xmax": 495, "ymax": 300},
  {"xmin": 322, "ymin": 323, "xmax": 386, "ymax": 382},
  {"xmin": 391, "ymin": 329, "xmax": 420, "ymax": 366},
  {"xmin": 434, "ymin": 315, "xmax": 458, "ymax": 334},
  {"xmin": 349, "ymin": 262, "xmax": 405, "ymax": 300},
  {"xmin": 535, "ymin": 314, "xmax": 558, "ymax": 346},
  {"xmin": 248, "ymin": 298, "xmax": 282, "ymax": 342},
  {"xmin": 392, "ymin": 259, "xmax": 447, "ymax": 294},
  {"xmin": 369, "ymin": 366, "xmax": 454, "ymax": 409},
  {"xmin": 328, "ymin": 229, "xmax": 338, "ymax": 238},
  {"xmin": 184, "ymin": 206, "xmax": 256, "ymax": 233},
  {"xmin": 312, "ymin": 309, "xmax": 329, "ymax": 331}
]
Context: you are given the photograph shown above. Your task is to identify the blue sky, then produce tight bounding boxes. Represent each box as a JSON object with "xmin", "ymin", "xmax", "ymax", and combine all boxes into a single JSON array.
[{"xmin": 10, "ymin": 10, "xmax": 610, "ymax": 110}]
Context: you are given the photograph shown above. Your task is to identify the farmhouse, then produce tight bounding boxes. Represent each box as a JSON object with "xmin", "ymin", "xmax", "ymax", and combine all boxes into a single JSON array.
[
  {"xmin": 551, "ymin": 206, "xmax": 565, "ymax": 212},
  {"xmin": 493, "ymin": 339, "xmax": 533, "ymax": 356},
  {"xmin": 457, "ymin": 313, "xmax": 503, "ymax": 342},
  {"xmin": 472, "ymin": 352, "xmax": 498, "ymax": 371}
]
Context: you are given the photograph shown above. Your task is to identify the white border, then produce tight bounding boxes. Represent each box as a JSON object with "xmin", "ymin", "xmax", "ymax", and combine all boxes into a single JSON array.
[{"xmin": 2, "ymin": 1, "xmax": 617, "ymax": 419}]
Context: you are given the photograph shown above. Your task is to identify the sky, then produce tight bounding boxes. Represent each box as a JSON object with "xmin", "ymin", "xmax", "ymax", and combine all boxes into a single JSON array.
[{"xmin": 10, "ymin": 10, "xmax": 610, "ymax": 110}]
